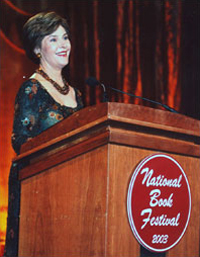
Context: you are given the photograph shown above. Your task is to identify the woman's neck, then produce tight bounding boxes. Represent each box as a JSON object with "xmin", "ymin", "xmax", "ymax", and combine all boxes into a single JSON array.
[{"xmin": 39, "ymin": 64, "xmax": 63, "ymax": 84}]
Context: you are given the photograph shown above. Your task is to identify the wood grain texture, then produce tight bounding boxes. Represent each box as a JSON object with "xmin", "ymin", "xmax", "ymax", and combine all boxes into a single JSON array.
[
  {"xmin": 18, "ymin": 142, "xmax": 200, "ymax": 257},
  {"xmin": 19, "ymin": 145, "xmax": 108, "ymax": 257},
  {"xmin": 107, "ymin": 144, "xmax": 200, "ymax": 257},
  {"xmin": 106, "ymin": 144, "xmax": 146, "ymax": 257},
  {"xmin": 16, "ymin": 103, "xmax": 200, "ymax": 181},
  {"xmin": 17, "ymin": 103, "xmax": 200, "ymax": 257},
  {"xmin": 16, "ymin": 103, "xmax": 200, "ymax": 159},
  {"xmin": 109, "ymin": 127, "xmax": 200, "ymax": 157},
  {"xmin": 18, "ymin": 123, "xmax": 199, "ymax": 181},
  {"xmin": 19, "ymin": 129, "xmax": 109, "ymax": 180}
]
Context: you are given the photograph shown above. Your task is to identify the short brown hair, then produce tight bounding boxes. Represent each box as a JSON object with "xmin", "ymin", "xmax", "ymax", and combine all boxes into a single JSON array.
[{"xmin": 23, "ymin": 12, "xmax": 70, "ymax": 64}]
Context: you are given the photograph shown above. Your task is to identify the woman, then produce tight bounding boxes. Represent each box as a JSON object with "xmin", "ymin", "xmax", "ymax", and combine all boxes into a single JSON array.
[{"xmin": 4, "ymin": 12, "xmax": 83, "ymax": 257}]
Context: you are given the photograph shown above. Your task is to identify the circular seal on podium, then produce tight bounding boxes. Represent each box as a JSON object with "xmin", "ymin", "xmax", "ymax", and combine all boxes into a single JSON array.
[{"xmin": 127, "ymin": 154, "xmax": 191, "ymax": 252}]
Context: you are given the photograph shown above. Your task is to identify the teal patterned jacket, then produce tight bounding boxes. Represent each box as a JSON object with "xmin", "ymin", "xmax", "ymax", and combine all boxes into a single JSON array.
[{"xmin": 12, "ymin": 78, "xmax": 83, "ymax": 154}]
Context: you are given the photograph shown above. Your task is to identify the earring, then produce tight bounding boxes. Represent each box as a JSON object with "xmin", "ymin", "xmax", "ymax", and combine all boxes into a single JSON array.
[{"xmin": 37, "ymin": 53, "xmax": 41, "ymax": 58}]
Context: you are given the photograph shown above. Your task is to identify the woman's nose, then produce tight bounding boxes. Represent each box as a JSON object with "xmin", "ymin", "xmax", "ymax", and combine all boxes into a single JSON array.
[
  {"xmin": 59, "ymin": 39, "xmax": 70, "ymax": 49},
  {"xmin": 57, "ymin": 39, "xmax": 65, "ymax": 48}
]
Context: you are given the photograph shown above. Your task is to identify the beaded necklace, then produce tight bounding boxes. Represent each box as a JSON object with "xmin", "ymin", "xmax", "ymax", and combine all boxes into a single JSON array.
[{"xmin": 36, "ymin": 68, "xmax": 70, "ymax": 95}]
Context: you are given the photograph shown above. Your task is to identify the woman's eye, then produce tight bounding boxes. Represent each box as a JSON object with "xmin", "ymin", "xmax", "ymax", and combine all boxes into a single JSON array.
[
  {"xmin": 64, "ymin": 36, "xmax": 68, "ymax": 40},
  {"xmin": 50, "ymin": 38, "xmax": 57, "ymax": 42}
]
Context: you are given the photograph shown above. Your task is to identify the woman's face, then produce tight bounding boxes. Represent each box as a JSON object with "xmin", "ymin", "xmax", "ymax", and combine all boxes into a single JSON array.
[{"xmin": 39, "ymin": 25, "xmax": 71, "ymax": 70}]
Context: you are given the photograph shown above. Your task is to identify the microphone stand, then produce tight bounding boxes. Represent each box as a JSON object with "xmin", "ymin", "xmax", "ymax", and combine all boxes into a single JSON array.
[
  {"xmin": 100, "ymin": 83, "xmax": 109, "ymax": 102},
  {"xmin": 101, "ymin": 84, "xmax": 178, "ymax": 114}
]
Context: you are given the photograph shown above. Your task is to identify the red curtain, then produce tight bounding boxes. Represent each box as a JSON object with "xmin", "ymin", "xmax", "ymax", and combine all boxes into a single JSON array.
[{"xmin": 0, "ymin": 0, "xmax": 199, "ymax": 255}]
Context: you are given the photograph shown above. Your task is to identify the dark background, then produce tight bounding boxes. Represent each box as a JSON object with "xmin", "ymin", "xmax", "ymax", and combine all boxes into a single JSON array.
[{"xmin": 1, "ymin": 0, "xmax": 199, "ymax": 117}]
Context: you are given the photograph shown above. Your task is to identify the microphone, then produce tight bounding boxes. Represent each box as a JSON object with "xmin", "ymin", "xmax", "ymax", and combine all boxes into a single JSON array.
[
  {"xmin": 86, "ymin": 77, "xmax": 178, "ymax": 113},
  {"xmin": 86, "ymin": 77, "xmax": 109, "ymax": 102}
]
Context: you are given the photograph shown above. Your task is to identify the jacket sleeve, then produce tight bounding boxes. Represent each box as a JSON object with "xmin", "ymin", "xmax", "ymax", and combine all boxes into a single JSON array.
[{"xmin": 11, "ymin": 81, "xmax": 41, "ymax": 155}]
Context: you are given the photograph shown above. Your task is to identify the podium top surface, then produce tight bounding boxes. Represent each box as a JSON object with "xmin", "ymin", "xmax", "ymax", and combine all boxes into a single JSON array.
[{"xmin": 16, "ymin": 102, "xmax": 200, "ymax": 160}]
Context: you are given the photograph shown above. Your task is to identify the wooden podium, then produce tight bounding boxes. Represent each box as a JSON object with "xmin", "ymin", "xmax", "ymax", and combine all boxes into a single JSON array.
[{"xmin": 15, "ymin": 103, "xmax": 200, "ymax": 257}]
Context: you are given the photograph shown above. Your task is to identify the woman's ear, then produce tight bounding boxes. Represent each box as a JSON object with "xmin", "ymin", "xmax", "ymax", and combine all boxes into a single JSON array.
[{"xmin": 34, "ymin": 48, "xmax": 41, "ymax": 59}]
